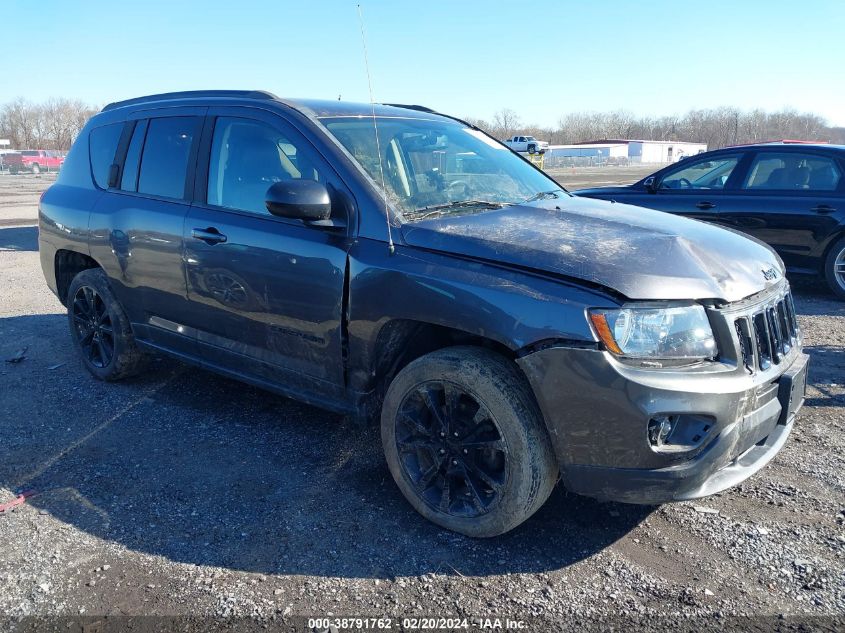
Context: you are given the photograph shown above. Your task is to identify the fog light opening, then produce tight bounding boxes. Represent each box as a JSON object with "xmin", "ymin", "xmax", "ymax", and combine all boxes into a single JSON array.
[
  {"xmin": 648, "ymin": 415, "xmax": 677, "ymax": 448},
  {"xmin": 647, "ymin": 414, "xmax": 716, "ymax": 454}
]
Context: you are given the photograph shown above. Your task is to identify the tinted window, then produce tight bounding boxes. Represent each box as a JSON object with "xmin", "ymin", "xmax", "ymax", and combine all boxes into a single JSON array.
[
  {"xmin": 120, "ymin": 120, "xmax": 148, "ymax": 192},
  {"xmin": 88, "ymin": 123, "xmax": 123, "ymax": 189},
  {"xmin": 743, "ymin": 152, "xmax": 842, "ymax": 192},
  {"xmin": 659, "ymin": 154, "xmax": 740, "ymax": 190},
  {"xmin": 207, "ymin": 117, "xmax": 322, "ymax": 215},
  {"xmin": 137, "ymin": 117, "xmax": 198, "ymax": 199},
  {"xmin": 20, "ymin": 150, "xmax": 39, "ymax": 157}
]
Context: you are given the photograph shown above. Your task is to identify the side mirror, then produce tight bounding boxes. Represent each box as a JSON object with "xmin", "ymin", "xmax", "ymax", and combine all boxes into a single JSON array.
[
  {"xmin": 265, "ymin": 180, "xmax": 331, "ymax": 221},
  {"xmin": 643, "ymin": 176, "xmax": 657, "ymax": 193}
]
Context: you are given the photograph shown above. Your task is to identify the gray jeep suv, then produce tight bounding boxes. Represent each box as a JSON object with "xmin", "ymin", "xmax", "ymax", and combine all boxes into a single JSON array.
[{"xmin": 38, "ymin": 91, "xmax": 808, "ymax": 536}]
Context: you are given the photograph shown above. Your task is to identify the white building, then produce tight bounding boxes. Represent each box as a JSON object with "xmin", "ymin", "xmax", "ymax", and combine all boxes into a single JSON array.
[
  {"xmin": 545, "ymin": 143, "xmax": 629, "ymax": 162},
  {"xmin": 573, "ymin": 139, "xmax": 708, "ymax": 164}
]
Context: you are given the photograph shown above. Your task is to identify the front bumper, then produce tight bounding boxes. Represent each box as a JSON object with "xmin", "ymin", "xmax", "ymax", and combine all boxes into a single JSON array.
[{"xmin": 517, "ymin": 345, "xmax": 808, "ymax": 505}]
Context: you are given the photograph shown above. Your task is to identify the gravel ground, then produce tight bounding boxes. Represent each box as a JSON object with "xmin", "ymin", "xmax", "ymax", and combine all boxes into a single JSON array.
[
  {"xmin": 0, "ymin": 172, "xmax": 843, "ymax": 632},
  {"xmin": 0, "ymin": 172, "xmax": 57, "ymax": 226}
]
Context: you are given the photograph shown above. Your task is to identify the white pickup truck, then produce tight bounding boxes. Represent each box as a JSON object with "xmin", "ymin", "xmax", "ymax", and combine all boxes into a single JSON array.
[{"xmin": 503, "ymin": 135, "xmax": 549, "ymax": 154}]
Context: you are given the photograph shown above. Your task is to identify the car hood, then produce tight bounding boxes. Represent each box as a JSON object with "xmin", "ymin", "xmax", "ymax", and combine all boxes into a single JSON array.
[{"xmin": 399, "ymin": 196, "xmax": 784, "ymax": 303}]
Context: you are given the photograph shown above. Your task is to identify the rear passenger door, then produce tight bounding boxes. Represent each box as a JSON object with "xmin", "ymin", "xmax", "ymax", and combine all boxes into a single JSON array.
[
  {"xmin": 717, "ymin": 149, "xmax": 845, "ymax": 272},
  {"xmin": 88, "ymin": 108, "xmax": 205, "ymax": 353},
  {"xmin": 181, "ymin": 107, "xmax": 353, "ymax": 398}
]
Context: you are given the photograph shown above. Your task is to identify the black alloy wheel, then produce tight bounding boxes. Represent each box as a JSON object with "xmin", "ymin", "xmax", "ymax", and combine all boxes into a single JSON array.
[
  {"xmin": 71, "ymin": 285, "xmax": 115, "ymax": 369},
  {"xmin": 394, "ymin": 380, "xmax": 508, "ymax": 519}
]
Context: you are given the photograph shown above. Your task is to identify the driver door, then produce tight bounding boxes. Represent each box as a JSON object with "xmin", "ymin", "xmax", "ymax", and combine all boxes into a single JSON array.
[
  {"xmin": 646, "ymin": 152, "xmax": 750, "ymax": 223},
  {"xmin": 181, "ymin": 107, "xmax": 354, "ymax": 399}
]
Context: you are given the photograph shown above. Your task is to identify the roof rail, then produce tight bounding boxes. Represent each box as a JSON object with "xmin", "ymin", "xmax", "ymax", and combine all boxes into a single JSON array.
[
  {"xmin": 382, "ymin": 103, "xmax": 483, "ymax": 132},
  {"xmin": 382, "ymin": 103, "xmax": 437, "ymax": 114},
  {"xmin": 102, "ymin": 90, "xmax": 278, "ymax": 112}
]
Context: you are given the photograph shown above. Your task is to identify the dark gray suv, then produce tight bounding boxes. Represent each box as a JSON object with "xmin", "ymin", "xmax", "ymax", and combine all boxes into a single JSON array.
[{"xmin": 39, "ymin": 90, "xmax": 808, "ymax": 536}]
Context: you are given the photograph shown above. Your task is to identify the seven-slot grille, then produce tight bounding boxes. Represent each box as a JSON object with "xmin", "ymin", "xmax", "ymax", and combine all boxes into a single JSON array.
[{"xmin": 734, "ymin": 291, "xmax": 799, "ymax": 373}]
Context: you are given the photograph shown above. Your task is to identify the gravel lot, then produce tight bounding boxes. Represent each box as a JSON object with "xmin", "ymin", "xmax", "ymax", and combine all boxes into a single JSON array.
[{"xmin": 0, "ymin": 170, "xmax": 843, "ymax": 631}]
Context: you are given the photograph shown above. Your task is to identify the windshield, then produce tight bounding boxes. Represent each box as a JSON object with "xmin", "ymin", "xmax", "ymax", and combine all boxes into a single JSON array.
[{"xmin": 322, "ymin": 117, "xmax": 565, "ymax": 220}]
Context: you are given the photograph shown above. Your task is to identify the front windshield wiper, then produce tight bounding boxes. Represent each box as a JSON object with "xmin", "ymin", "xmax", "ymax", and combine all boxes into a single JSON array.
[
  {"xmin": 407, "ymin": 200, "xmax": 508, "ymax": 221},
  {"xmin": 520, "ymin": 189, "xmax": 566, "ymax": 204}
]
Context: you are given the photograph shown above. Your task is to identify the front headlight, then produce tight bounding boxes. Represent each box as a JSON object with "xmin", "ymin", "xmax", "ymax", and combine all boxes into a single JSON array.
[{"xmin": 589, "ymin": 304, "xmax": 717, "ymax": 363}]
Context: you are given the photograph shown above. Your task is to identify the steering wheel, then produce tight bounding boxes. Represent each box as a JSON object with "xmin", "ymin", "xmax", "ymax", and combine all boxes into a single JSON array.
[
  {"xmin": 446, "ymin": 179, "xmax": 471, "ymax": 199},
  {"xmin": 677, "ymin": 177, "xmax": 692, "ymax": 189}
]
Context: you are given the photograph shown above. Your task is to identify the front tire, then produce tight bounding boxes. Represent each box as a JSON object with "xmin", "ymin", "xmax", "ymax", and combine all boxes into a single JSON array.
[
  {"xmin": 67, "ymin": 268, "xmax": 148, "ymax": 380},
  {"xmin": 824, "ymin": 236, "xmax": 845, "ymax": 300},
  {"xmin": 381, "ymin": 346, "xmax": 558, "ymax": 537},
  {"xmin": 31, "ymin": 163, "xmax": 41, "ymax": 175}
]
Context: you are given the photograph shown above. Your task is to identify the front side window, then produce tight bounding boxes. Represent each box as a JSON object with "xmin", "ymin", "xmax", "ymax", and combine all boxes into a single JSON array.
[
  {"xmin": 743, "ymin": 152, "xmax": 842, "ymax": 192},
  {"xmin": 659, "ymin": 154, "xmax": 740, "ymax": 190},
  {"xmin": 207, "ymin": 117, "xmax": 321, "ymax": 215},
  {"xmin": 322, "ymin": 117, "xmax": 562, "ymax": 220},
  {"xmin": 88, "ymin": 123, "xmax": 123, "ymax": 189},
  {"xmin": 137, "ymin": 116, "xmax": 199, "ymax": 199}
]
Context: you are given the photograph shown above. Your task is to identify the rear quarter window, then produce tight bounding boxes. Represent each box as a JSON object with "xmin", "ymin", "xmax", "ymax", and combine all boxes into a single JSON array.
[{"xmin": 88, "ymin": 123, "xmax": 124, "ymax": 189}]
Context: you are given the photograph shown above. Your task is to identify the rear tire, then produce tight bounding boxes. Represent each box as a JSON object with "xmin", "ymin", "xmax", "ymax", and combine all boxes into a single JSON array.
[
  {"xmin": 67, "ymin": 268, "xmax": 148, "ymax": 381},
  {"xmin": 824, "ymin": 236, "xmax": 845, "ymax": 300},
  {"xmin": 31, "ymin": 163, "xmax": 40, "ymax": 175},
  {"xmin": 381, "ymin": 346, "xmax": 558, "ymax": 537}
]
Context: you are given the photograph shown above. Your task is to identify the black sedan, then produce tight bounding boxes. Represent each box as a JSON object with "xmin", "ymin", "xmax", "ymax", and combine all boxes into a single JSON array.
[{"xmin": 575, "ymin": 144, "xmax": 845, "ymax": 298}]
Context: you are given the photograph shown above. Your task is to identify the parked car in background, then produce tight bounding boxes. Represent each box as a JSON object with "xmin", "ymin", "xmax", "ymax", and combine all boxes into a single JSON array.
[
  {"xmin": 2, "ymin": 152, "xmax": 24, "ymax": 173},
  {"xmin": 39, "ymin": 91, "xmax": 806, "ymax": 536},
  {"xmin": 12, "ymin": 149, "xmax": 65, "ymax": 174},
  {"xmin": 0, "ymin": 150, "xmax": 19, "ymax": 171},
  {"xmin": 503, "ymin": 135, "xmax": 549, "ymax": 154},
  {"xmin": 575, "ymin": 144, "xmax": 845, "ymax": 298}
]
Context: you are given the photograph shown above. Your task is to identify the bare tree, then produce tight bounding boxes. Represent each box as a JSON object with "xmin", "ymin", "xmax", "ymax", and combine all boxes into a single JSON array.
[
  {"xmin": 551, "ymin": 106, "xmax": 838, "ymax": 148},
  {"xmin": 0, "ymin": 97, "xmax": 97, "ymax": 150},
  {"xmin": 491, "ymin": 108, "xmax": 522, "ymax": 139}
]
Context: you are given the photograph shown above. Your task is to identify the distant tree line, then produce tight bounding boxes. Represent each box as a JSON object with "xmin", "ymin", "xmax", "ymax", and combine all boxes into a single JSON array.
[
  {"xmin": 465, "ymin": 106, "xmax": 845, "ymax": 149},
  {"xmin": 2, "ymin": 97, "xmax": 843, "ymax": 152},
  {"xmin": 0, "ymin": 98, "xmax": 98, "ymax": 151}
]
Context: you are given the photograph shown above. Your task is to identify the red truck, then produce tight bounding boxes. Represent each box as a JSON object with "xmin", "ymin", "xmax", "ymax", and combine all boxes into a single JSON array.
[{"xmin": 5, "ymin": 150, "xmax": 65, "ymax": 174}]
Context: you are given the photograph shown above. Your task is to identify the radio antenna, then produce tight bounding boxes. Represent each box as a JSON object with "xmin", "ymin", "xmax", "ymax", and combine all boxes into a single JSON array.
[{"xmin": 357, "ymin": 3, "xmax": 395, "ymax": 255}]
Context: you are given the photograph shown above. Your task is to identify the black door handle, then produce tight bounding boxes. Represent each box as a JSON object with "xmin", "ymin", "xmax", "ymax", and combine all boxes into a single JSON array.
[
  {"xmin": 191, "ymin": 227, "xmax": 227, "ymax": 244},
  {"xmin": 811, "ymin": 204, "xmax": 837, "ymax": 214},
  {"xmin": 696, "ymin": 201, "xmax": 716, "ymax": 210}
]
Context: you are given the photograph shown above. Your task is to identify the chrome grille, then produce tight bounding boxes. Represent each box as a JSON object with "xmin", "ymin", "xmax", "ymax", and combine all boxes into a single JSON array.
[{"xmin": 734, "ymin": 290, "xmax": 799, "ymax": 373}]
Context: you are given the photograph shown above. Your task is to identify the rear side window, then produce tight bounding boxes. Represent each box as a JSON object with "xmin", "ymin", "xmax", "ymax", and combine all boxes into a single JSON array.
[
  {"xmin": 743, "ymin": 152, "xmax": 842, "ymax": 192},
  {"xmin": 137, "ymin": 117, "xmax": 199, "ymax": 199},
  {"xmin": 88, "ymin": 123, "xmax": 123, "ymax": 189}
]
